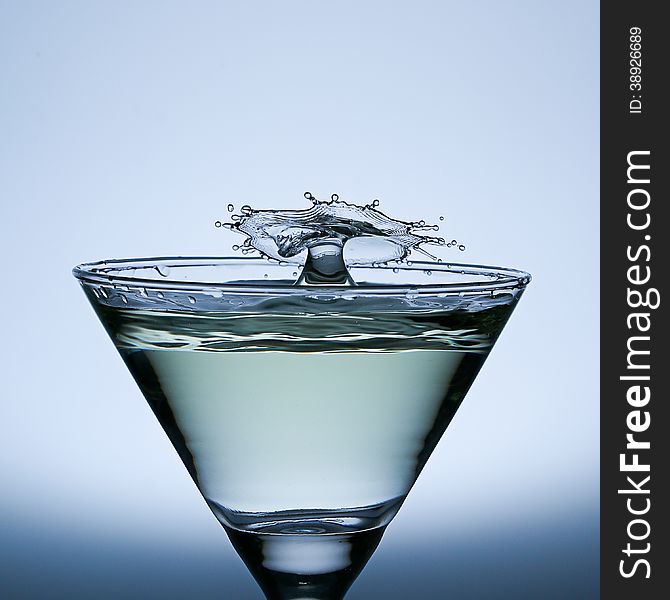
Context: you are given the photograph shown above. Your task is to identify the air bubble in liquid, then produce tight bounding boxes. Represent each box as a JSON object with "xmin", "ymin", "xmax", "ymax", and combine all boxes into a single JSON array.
[{"xmin": 188, "ymin": 296, "xmax": 196, "ymax": 304}]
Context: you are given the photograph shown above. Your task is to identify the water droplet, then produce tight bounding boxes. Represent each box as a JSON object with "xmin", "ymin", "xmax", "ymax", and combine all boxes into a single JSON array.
[
  {"xmin": 292, "ymin": 271, "xmax": 298, "ymax": 277},
  {"xmin": 458, "ymin": 244, "xmax": 466, "ymax": 251},
  {"xmin": 393, "ymin": 267, "xmax": 399, "ymax": 273},
  {"xmin": 451, "ymin": 240, "xmax": 457, "ymax": 245},
  {"xmin": 157, "ymin": 291, "xmax": 165, "ymax": 299},
  {"xmin": 214, "ymin": 221, "xmax": 222, "ymax": 228},
  {"xmin": 418, "ymin": 220, "xmax": 426, "ymax": 227},
  {"xmin": 231, "ymin": 214, "xmax": 241, "ymax": 221},
  {"xmin": 227, "ymin": 204, "xmax": 234, "ymax": 212},
  {"xmin": 439, "ymin": 215, "xmax": 445, "ymax": 221},
  {"xmin": 155, "ymin": 265, "xmax": 170, "ymax": 277},
  {"xmin": 425, "ymin": 270, "xmax": 432, "ymax": 276},
  {"xmin": 406, "ymin": 261, "xmax": 413, "ymax": 266},
  {"xmin": 232, "ymin": 245, "xmax": 240, "ymax": 251},
  {"xmin": 188, "ymin": 296, "xmax": 196, "ymax": 304},
  {"xmin": 331, "ymin": 193, "xmax": 339, "ymax": 201},
  {"xmin": 372, "ymin": 199, "xmax": 380, "ymax": 207},
  {"xmin": 263, "ymin": 273, "xmax": 269, "ymax": 279},
  {"xmin": 241, "ymin": 205, "xmax": 252, "ymax": 214}
]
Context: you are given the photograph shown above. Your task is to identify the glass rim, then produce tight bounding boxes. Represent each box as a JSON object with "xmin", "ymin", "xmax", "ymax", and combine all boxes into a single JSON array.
[{"xmin": 72, "ymin": 256, "xmax": 531, "ymax": 296}]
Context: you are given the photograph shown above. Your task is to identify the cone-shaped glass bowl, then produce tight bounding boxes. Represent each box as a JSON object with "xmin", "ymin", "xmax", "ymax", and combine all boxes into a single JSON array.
[{"xmin": 73, "ymin": 257, "xmax": 530, "ymax": 599}]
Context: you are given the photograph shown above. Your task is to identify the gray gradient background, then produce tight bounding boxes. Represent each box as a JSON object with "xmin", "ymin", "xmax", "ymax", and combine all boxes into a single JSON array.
[{"xmin": 0, "ymin": 1, "xmax": 599, "ymax": 598}]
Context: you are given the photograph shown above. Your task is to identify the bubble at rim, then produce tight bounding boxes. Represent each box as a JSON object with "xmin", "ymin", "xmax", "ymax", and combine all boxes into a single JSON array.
[{"xmin": 72, "ymin": 256, "xmax": 531, "ymax": 297}]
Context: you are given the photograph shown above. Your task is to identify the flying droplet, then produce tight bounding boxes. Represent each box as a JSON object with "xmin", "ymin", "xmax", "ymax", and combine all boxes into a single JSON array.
[
  {"xmin": 372, "ymin": 199, "xmax": 380, "ymax": 207},
  {"xmin": 458, "ymin": 244, "xmax": 466, "ymax": 251},
  {"xmin": 232, "ymin": 245, "xmax": 240, "ymax": 251},
  {"xmin": 393, "ymin": 267, "xmax": 400, "ymax": 273},
  {"xmin": 451, "ymin": 240, "xmax": 457, "ymax": 245},
  {"xmin": 439, "ymin": 216, "xmax": 444, "ymax": 221},
  {"xmin": 331, "ymin": 193, "xmax": 339, "ymax": 201},
  {"xmin": 214, "ymin": 221, "xmax": 222, "ymax": 228},
  {"xmin": 227, "ymin": 204, "xmax": 234, "ymax": 212}
]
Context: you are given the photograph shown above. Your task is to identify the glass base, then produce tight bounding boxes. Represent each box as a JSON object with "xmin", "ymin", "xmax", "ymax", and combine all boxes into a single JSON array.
[{"xmin": 225, "ymin": 525, "xmax": 386, "ymax": 600}]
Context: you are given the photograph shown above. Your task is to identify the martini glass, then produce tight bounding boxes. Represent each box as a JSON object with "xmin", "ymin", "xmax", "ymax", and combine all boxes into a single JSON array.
[{"xmin": 73, "ymin": 257, "xmax": 530, "ymax": 599}]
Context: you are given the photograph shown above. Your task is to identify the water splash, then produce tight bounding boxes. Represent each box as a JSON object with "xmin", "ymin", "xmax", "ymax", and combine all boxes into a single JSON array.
[{"xmin": 220, "ymin": 193, "xmax": 447, "ymax": 285}]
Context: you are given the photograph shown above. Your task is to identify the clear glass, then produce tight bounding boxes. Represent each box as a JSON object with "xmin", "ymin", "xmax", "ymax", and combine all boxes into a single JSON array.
[{"xmin": 73, "ymin": 257, "xmax": 530, "ymax": 599}]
